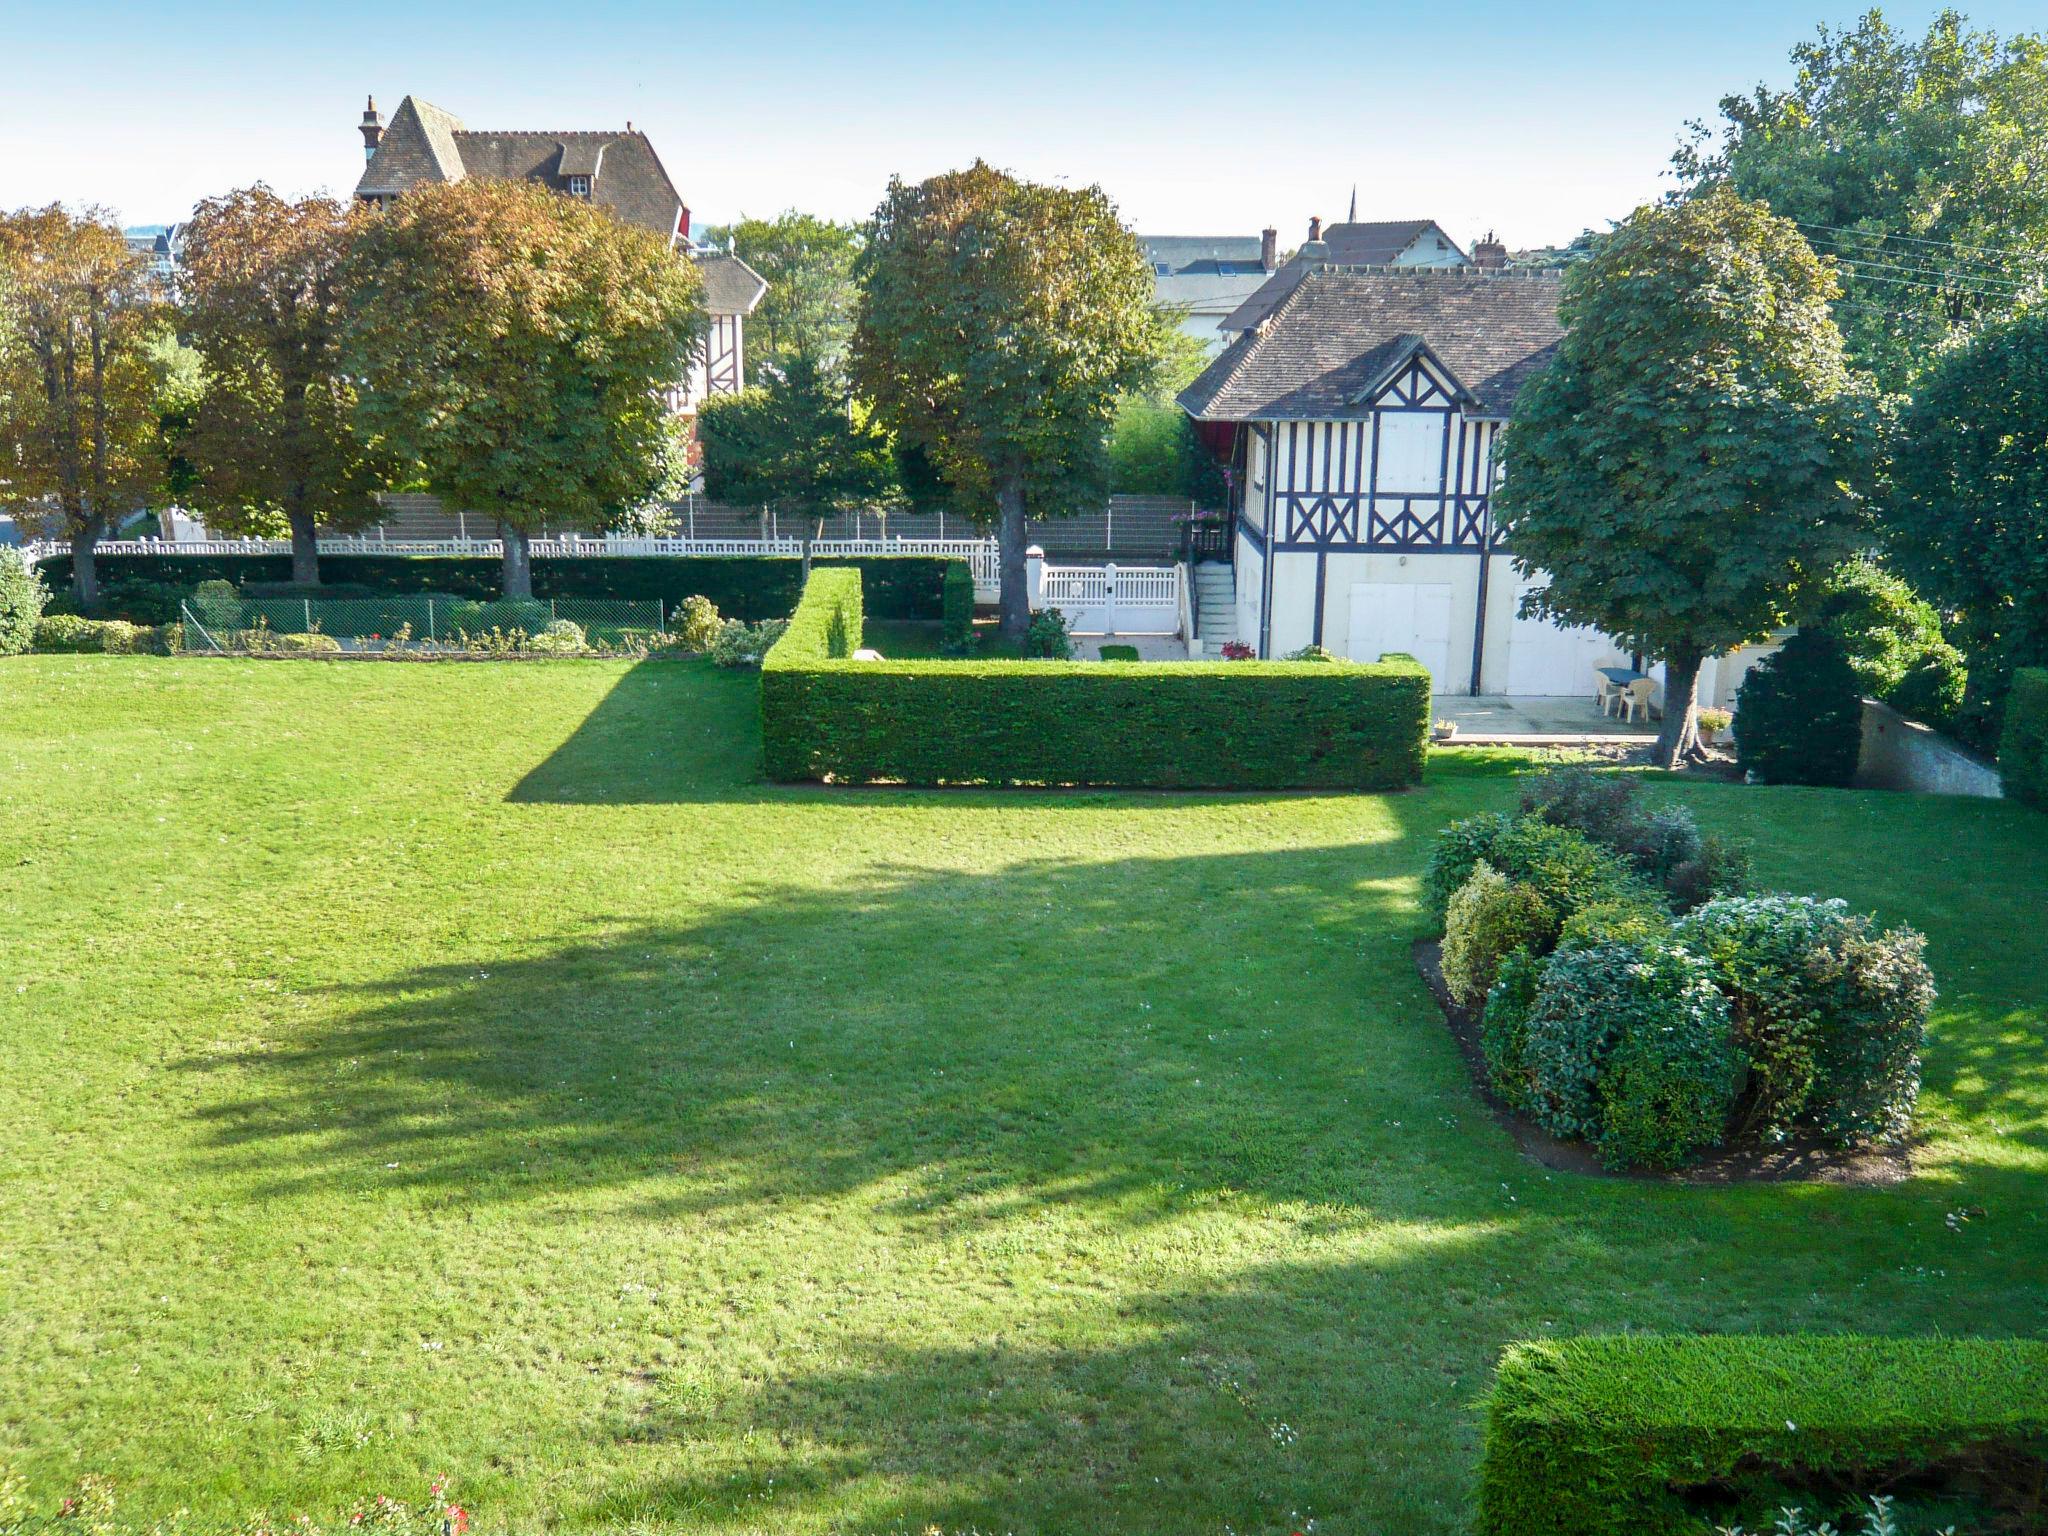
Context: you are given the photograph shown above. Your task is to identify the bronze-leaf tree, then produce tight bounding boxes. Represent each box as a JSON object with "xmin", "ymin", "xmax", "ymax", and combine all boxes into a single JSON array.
[
  {"xmin": 178, "ymin": 186, "xmax": 399, "ymax": 587},
  {"xmin": 0, "ymin": 205, "xmax": 167, "ymax": 605},
  {"xmin": 850, "ymin": 161, "xmax": 1160, "ymax": 639},
  {"xmin": 339, "ymin": 179, "xmax": 705, "ymax": 597},
  {"xmin": 1496, "ymin": 187, "xmax": 1880, "ymax": 769},
  {"xmin": 697, "ymin": 354, "xmax": 897, "ymax": 536}
]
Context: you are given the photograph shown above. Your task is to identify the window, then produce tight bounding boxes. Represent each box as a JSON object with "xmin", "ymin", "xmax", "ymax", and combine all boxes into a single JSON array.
[
  {"xmin": 1216, "ymin": 263, "xmax": 1236, "ymax": 276},
  {"xmin": 1154, "ymin": 262, "xmax": 1171, "ymax": 276},
  {"xmin": 567, "ymin": 175, "xmax": 591, "ymax": 198}
]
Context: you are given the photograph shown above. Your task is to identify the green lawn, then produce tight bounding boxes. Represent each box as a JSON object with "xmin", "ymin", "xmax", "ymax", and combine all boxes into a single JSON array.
[{"xmin": 2, "ymin": 656, "xmax": 2045, "ymax": 1535}]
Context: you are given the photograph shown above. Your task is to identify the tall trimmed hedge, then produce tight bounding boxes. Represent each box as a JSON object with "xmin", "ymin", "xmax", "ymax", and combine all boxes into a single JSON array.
[
  {"xmin": 941, "ymin": 560, "xmax": 974, "ymax": 651},
  {"xmin": 763, "ymin": 569, "xmax": 1430, "ymax": 788},
  {"xmin": 2000, "ymin": 667, "xmax": 2048, "ymax": 808},
  {"xmin": 1481, "ymin": 1335, "xmax": 2048, "ymax": 1536},
  {"xmin": 32, "ymin": 553, "xmax": 950, "ymax": 623}
]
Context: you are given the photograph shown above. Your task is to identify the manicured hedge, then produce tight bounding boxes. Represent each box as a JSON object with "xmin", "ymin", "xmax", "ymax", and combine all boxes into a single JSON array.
[
  {"xmin": 35, "ymin": 554, "xmax": 951, "ymax": 623},
  {"xmin": 1999, "ymin": 667, "xmax": 2048, "ymax": 808},
  {"xmin": 763, "ymin": 569, "xmax": 1430, "ymax": 788},
  {"xmin": 941, "ymin": 560, "xmax": 974, "ymax": 651},
  {"xmin": 1480, "ymin": 1335, "xmax": 2048, "ymax": 1536}
]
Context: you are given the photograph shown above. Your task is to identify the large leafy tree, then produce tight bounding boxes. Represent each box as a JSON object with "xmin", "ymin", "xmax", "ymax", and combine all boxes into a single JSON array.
[
  {"xmin": 697, "ymin": 354, "xmax": 896, "ymax": 534},
  {"xmin": 1675, "ymin": 8, "xmax": 2048, "ymax": 388},
  {"xmin": 1890, "ymin": 309, "xmax": 2048, "ymax": 724},
  {"xmin": 851, "ymin": 162, "xmax": 1159, "ymax": 637},
  {"xmin": 178, "ymin": 187, "xmax": 399, "ymax": 586},
  {"xmin": 0, "ymin": 205, "xmax": 166, "ymax": 604},
  {"xmin": 709, "ymin": 212, "xmax": 860, "ymax": 379},
  {"xmin": 1497, "ymin": 188, "xmax": 1879, "ymax": 769},
  {"xmin": 340, "ymin": 179, "xmax": 704, "ymax": 597}
]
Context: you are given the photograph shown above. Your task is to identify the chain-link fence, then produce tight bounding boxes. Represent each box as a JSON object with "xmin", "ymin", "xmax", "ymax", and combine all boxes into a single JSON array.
[{"xmin": 179, "ymin": 594, "xmax": 666, "ymax": 655}]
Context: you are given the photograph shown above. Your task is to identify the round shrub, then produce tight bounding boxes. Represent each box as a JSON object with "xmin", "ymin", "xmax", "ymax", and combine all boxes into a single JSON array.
[
  {"xmin": 1677, "ymin": 895, "xmax": 1932, "ymax": 1144},
  {"xmin": 1812, "ymin": 557, "xmax": 1949, "ymax": 700},
  {"xmin": 1735, "ymin": 628, "xmax": 1864, "ymax": 786},
  {"xmin": 1487, "ymin": 817, "xmax": 1647, "ymax": 925},
  {"xmin": 1423, "ymin": 812, "xmax": 1513, "ymax": 929},
  {"xmin": 1888, "ymin": 643, "xmax": 1967, "ymax": 728},
  {"xmin": 0, "ymin": 548, "xmax": 49, "ymax": 655},
  {"xmin": 262, "ymin": 631, "xmax": 343, "ymax": 654},
  {"xmin": 1024, "ymin": 608, "xmax": 1074, "ymax": 660},
  {"xmin": 33, "ymin": 613, "xmax": 104, "ymax": 652},
  {"xmin": 1441, "ymin": 861, "xmax": 1558, "ymax": 1009},
  {"xmin": 674, "ymin": 594, "xmax": 723, "ymax": 653},
  {"xmin": 1481, "ymin": 947, "xmax": 1545, "ymax": 1112},
  {"xmin": 1555, "ymin": 897, "xmax": 1673, "ymax": 954},
  {"xmin": 1519, "ymin": 763, "xmax": 1644, "ymax": 845},
  {"xmin": 526, "ymin": 619, "xmax": 590, "ymax": 655},
  {"xmin": 1523, "ymin": 937, "xmax": 1738, "ymax": 1170}
]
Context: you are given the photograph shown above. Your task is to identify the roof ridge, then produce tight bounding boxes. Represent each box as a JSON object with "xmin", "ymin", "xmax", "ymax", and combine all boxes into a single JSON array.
[{"xmin": 1184, "ymin": 264, "xmax": 1320, "ymax": 415}]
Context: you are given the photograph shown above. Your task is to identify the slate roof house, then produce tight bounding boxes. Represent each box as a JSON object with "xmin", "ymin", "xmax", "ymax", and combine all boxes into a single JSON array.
[
  {"xmin": 1221, "ymin": 215, "xmax": 1475, "ymax": 336},
  {"xmin": 353, "ymin": 96, "xmax": 765, "ymax": 409},
  {"xmin": 1177, "ymin": 263, "xmax": 1639, "ymax": 693},
  {"xmin": 1142, "ymin": 233, "xmax": 1278, "ymax": 350}
]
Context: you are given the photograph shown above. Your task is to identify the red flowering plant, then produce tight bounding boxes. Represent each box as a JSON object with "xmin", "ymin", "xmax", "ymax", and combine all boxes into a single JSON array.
[{"xmin": 1220, "ymin": 639, "xmax": 1255, "ymax": 660}]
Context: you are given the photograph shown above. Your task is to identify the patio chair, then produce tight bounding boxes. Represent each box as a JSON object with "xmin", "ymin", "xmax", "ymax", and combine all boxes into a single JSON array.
[
  {"xmin": 1618, "ymin": 678, "xmax": 1656, "ymax": 724},
  {"xmin": 1595, "ymin": 673, "xmax": 1620, "ymax": 714}
]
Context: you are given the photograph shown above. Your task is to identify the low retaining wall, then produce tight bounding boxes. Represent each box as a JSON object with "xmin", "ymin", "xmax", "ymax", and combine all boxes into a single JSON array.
[{"xmin": 1856, "ymin": 697, "xmax": 2002, "ymax": 798}]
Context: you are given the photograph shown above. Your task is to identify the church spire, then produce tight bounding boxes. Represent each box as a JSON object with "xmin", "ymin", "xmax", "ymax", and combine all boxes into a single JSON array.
[{"xmin": 1348, "ymin": 184, "xmax": 1357, "ymax": 222}]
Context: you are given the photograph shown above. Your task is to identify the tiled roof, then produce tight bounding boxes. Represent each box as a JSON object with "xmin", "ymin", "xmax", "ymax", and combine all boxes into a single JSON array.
[
  {"xmin": 356, "ymin": 98, "xmax": 686, "ymax": 238},
  {"xmin": 1142, "ymin": 235, "xmax": 1266, "ymax": 273},
  {"xmin": 1222, "ymin": 219, "xmax": 1468, "ymax": 331},
  {"xmin": 1178, "ymin": 267, "xmax": 1563, "ymax": 422},
  {"xmin": 694, "ymin": 252, "xmax": 767, "ymax": 317}
]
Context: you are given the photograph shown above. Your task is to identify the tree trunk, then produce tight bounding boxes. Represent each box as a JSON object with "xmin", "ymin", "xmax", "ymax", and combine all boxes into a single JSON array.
[
  {"xmin": 1654, "ymin": 643, "xmax": 1706, "ymax": 770},
  {"xmin": 996, "ymin": 470, "xmax": 1029, "ymax": 641},
  {"xmin": 288, "ymin": 510, "xmax": 322, "ymax": 588},
  {"xmin": 72, "ymin": 525, "xmax": 100, "ymax": 609},
  {"xmin": 501, "ymin": 523, "xmax": 533, "ymax": 599}
]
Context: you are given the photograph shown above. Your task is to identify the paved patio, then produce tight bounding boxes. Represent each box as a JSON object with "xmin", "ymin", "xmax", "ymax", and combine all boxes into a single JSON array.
[{"xmin": 1433, "ymin": 694, "xmax": 1657, "ymax": 743}]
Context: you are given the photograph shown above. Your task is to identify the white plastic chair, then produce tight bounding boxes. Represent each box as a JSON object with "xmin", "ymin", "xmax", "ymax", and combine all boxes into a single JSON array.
[{"xmin": 1618, "ymin": 679, "xmax": 1656, "ymax": 724}]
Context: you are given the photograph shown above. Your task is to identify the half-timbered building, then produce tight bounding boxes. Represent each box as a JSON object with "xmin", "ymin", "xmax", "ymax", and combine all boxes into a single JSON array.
[{"xmin": 1179, "ymin": 264, "xmax": 1637, "ymax": 692}]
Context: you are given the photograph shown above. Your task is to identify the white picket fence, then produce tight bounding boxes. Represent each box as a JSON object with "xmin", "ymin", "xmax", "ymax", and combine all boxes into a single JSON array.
[{"xmin": 1037, "ymin": 560, "xmax": 1187, "ymax": 637}]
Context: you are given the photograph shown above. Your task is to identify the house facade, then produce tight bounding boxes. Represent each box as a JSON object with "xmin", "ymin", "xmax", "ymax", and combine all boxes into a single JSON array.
[
  {"xmin": 1180, "ymin": 265, "xmax": 1639, "ymax": 694},
  {"xmin": 1142, "ymin": 234, "xmax": 1278, "ymax": 350},
  {"xmin": 353, "ymin": 95, "xmax": 764, "ymax": 414}
]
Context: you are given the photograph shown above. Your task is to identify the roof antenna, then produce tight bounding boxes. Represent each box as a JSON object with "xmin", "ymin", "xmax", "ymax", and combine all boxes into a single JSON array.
[{"xmin": 1348, "ymin": 184, "xmax": 1357, "ymax": 222}]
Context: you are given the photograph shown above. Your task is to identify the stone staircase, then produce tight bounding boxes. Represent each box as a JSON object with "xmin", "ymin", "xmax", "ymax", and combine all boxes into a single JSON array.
[{"xmin": 1192, "ymin": 561, "xmax": 1239, "ymax": 657}]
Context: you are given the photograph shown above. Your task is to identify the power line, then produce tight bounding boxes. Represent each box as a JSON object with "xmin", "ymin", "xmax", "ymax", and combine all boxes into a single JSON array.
[
  {"xmin": 1804, "ymin": 237, "xmax": 2043, "ymax": 293},
  {"xmin": 1792, "ymin": 219, "xmax": 2048, "ymax": 269}
]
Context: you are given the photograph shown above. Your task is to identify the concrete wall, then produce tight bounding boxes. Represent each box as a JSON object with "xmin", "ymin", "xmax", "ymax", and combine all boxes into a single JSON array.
[{"xmin": 1856, "ymin": 698, "xmax": 2003, "ymax": 798}]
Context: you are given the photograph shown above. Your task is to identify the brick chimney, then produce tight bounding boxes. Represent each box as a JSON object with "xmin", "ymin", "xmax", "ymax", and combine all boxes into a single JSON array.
[
  {"xmin": 359, "ymin": 96, "xmax": 383, "ymax": 162},
  {"xmin": 1307, "ymin": 215, "xmax": 1323, "ymax": 243},
  {"xmin": 1260, "ymin": 227, "xmax": 1278, "ymax": 271},
  {"xmin": 1473, "ymin": 230, "xmax": 1508, "ymax": 270}
]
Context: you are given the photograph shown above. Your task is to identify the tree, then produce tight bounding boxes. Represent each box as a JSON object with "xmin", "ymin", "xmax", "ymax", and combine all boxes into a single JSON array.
[
  {"xmin": 1496, "ymin": 188, "xmax": 1878, "ymax": 769},
  {"xmin": 0, "ymin": 206, "xmax": 166, "ymax": 605},
  {"xmin": 1889, "ymin": 309, "xmax": 2048, "ymax": 729},
  {"xmin": 851, "ymin": 162, "xmax": 1159, "ymax": 638},
  {"xmin": 1674, "ymin": 9, "xmax": 2048, "ymax": 388},
  {"xmin": 1109, "ymin": 324, "xmax": 1226, "ymax": 503},
  {"xmin": 178, "ymin": 187, "xmax": 398, "ymax": 586},
  {"xmin": 697, "ymin": 353, "xmax": 896, "ymax": 534},
  {"xmin": 339, "ymin": 179, "xmax": 704, "ymax": 598},
  {"xmin": 708, "ymin": 212, "xmax": 860, "ymax": 379}
]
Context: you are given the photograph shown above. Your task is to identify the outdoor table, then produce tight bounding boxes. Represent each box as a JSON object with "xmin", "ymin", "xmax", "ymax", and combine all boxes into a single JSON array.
[{"xmin": 1597, "ymin": 665, "xmax": 1647, "ymax": 686}]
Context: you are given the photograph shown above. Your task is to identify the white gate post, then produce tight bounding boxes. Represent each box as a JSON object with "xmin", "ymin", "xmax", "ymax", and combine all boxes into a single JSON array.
[{"xmin": 1026, "ymin": 545, "xmax": 1046, "ymax": 614}]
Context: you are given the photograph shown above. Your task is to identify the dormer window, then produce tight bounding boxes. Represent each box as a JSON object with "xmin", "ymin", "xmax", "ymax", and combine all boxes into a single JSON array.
[
  {"xmin": 1154, "ymin": 262, "xmax": 1171, "ymax": 276},
  {"xmin": 567, "ymin": 175, "xmax": 591, "ymax": 198}
]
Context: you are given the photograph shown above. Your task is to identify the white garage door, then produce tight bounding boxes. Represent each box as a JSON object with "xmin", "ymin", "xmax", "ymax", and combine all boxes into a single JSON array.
[
  {"xmin": 1348, "ymin": 582, "xmax": 1454, "ymax": 691},
  {"xmin": 1505, "ymin": 581, "xmax": 1625, "ymax": 696}
]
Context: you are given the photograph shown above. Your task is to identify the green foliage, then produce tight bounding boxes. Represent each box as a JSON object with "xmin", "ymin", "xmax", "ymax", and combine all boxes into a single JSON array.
[
  {"xmin": 1892, "ymin": 310, "xmax": 2048, "ymax": 724},
  {"xmin": 710, "ymin": 618, "xmax": 791, "ymax": 670},
  {"xmin": 1496, "ymin": 187, "xmax": 1877, "ymax": 765},
  {"xmin": 46, "ymin": 573, "xmax": 187, "ymax": 626},
  {"xmin": 1109, "ymin": 401, "xmax": 1227, "ymax": 502},
  {"xmin": 2001, "ymin": 669, "xmax": 2048, "ymax": 808},
  {"xmin": 697, "ymin": 354, "xmax": 897, "ymax": 520},
  {"xmin": 1486, "ymin": 819, "xmax": 1649, "ymax": 930},
  {"xmin": 1283, "ymin": 644, "xmax": 1339, "ymax": 663},
  {"xmin": 1812, "ymin": 558, "xmax": 1954, "ymax": 703},
  {"xmin": 525, "ymin": 619, "xmax": 591, "ymax": 656},
  {"xmin": 940, "ymin": 561, "xmax": 974, "ymax": 653},
  {"xmin": 709, "ymin": 212, "xmax": 861, "ymax": 378},
  {"xmin": 0, "ymin": 548, "xmax": 48, "ymax": 655},
  {"xmin": 1441, "ymin": 863, "xmax": 1557, "ymax": 1010},
  {"xmin": 1480, "ymin": 949, "xmax": 1546, "ymax": 1112},
  {"xmin": 32, "ymin": 615, "xmax": 177, "ymax": 655},
  {"xmin": 1521, "ymin": 937, "xmax": 1738, "ymax": 1170},
  {"xmin": 1674, "ymin": 10, "xmax": 2048, "ymax": 388},
  {"xmin": 1735, "ymin": 628, "xmax": 1865, "ymax": 786},
  {"xmin": 1423, "ymin": 812, "xmax": 1514, "ymax": 929},
  {"xmin": 762, "ymin": 570, "xmax": 1431, "ymax": 788},
  {"xmin": 673, "ymin": 595, "xmax": 723, "ymax": 653},
  {"xmin": 1479, "ymin": 1335, "xmax": 2048, "ymax": 1536},
  {"xmin": 1678, "ymin": 895, "xmax": 1932, "ymax": 1145},
  {"xmin": 1023, "ymin": 607, "xmax": 1073, "ymax": 660},
  {"xmin": 1096, "ymin": 644, "xmax": 1140, "ymax": 662}
]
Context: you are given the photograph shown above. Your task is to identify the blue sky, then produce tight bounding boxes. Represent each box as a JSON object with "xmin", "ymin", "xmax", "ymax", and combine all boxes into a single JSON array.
[{"xmin": 3, "ymin": 1, "xmax": 2041, "ymax": 249}]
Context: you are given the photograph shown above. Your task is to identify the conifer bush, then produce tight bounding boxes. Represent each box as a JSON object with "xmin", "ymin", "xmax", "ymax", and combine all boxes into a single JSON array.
[
  {"xmin": 1735, "ymin": 627, "xmax": 1865, "ymax": 786},
  {"xmin": 0, "ymin": 549, "xmax": 48, "ymax": 656}
]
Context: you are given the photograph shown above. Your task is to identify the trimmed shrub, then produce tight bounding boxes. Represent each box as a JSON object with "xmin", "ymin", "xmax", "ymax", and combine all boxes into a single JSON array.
[
  {"xmin": 1024, "ymin": 607, "xmax": 1073, "ymax": 660},
  {"xmin": 1486, "ymin": 819, "xmax": 1649, "ymax": 928},
  {"xmin": 526, "ymin": 619, "xmax": 590, "ymax": 656},
  {"xmin": 1441, "ymin": 862, "xmax": 1557, "ymax": 1010},
  {"xmin": 1553, "ymin": 898, "xmax": 1673, "ymax": 954},
  {"xmin": 941, "ymin": 560, "xmax": 974, "ymax": 653},
  {"xmin": 762, "ymin": 569, "xmax": 1431, "ymax": 789},
  {"xmin": 1678, "ymin": 895, "xmax": 1931, "ymax": 1145},
  {"xmin": 32, "ymin": 615, "xmax": 176, "ymax": 655},
  {"xmin": 0, "ymin": 549, "xmax": 50, "ymax": 655},
  {"xmin": 673, "ymin": 595, "xmax": 723, "ymax": 653},
  {"xmin": 1480, "ymin": 948, "xmax": 1545, "ymax": 1111},
  {"xmin": 1519, "ymin": 762, "xmax": 1644, "ymax": 844},
  {"xmin": 712, "ymin": 617, "xmax": 791, "ymax": 669},
  {"xmin": 1999, "ymin": 667, "xmax": 2048, "ymax": 808},
  {"xmin": 1479, "ymin": 1335, "xmax": 2048, "ymax": 1536},
  {"xmin": 1423, "ymin": 813, "xmax": 1513, "ymax": 929},
  {"xmin": 1735, "ymin": 628, "xmax": 1864, "ymax": 786},
  {"xmin": 1512, "ymin": 765, "xmax": 1753, "ymax": 911},
  {"xmin": 1522, "ymin": 937, "xmax": 1738, "ymax": 1170},
  {"xmin": 1097, "ymin": 644, "xmax": 1140, "ymax": 662},
  {"xmin": 32, "ymin": 613, "xmax": 103, "ymax": 652}
]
